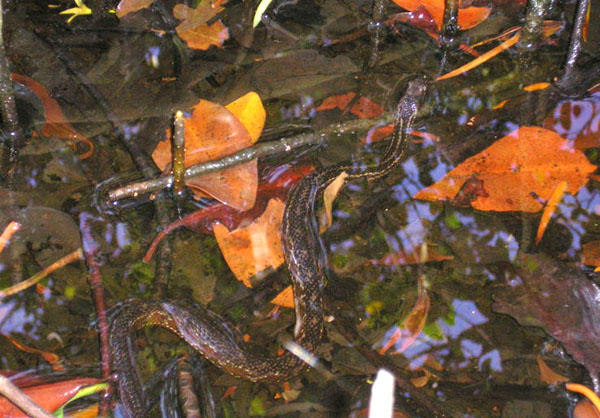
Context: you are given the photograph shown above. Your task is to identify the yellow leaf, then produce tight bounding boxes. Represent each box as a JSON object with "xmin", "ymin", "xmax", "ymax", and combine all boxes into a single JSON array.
[
  {"xmin": 225, "ymin": 92, "xmax": 266, "ymax": 144},
  {"xmin": 320, "ymin": 172, "xmax": 348, "ymax": 233}
]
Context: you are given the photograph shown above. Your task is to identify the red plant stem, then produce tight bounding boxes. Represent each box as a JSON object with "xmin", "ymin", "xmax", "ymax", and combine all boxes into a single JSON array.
[{"xmin": 79, "ymin": 216, "xmax": 111, "ymax": 416}]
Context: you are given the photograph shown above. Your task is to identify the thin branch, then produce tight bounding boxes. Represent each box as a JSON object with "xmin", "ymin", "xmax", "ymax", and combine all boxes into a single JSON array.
[
  {"xmin": 106, "ymin": 113, "xmax": 399, "ymax": 203},
  {"xmin": 0, "ymin": 374, "xmax": 54, "ymax": 418}
]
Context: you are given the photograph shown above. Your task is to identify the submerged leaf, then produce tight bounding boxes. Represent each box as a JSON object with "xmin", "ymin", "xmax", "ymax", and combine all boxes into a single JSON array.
[
  {"xmin": 152, "ymin": 97, "xmax": 263, "ymax": 211},
  {"xmin": 493, "ymin": 253, "xmax": 600, "ymax": 379},
  {"xmin": 11, "ymin": 74, "xmax": 94, "ymax": 159},
  {"xmin": 390, "ymin": 0, "xmax": 490, "ymax": 31},
  {"xmin": 213, "ymin": 199, "xmax": 285, "ymax": 287},
  {"xmin": 414, "ymin": 127, "xmax": 596, "ymax": 212},
  {"xmin": 173, "ymin": 1, "xmax": 229, "ymax": 50},
  {"xmin": 379, "ymin": 275, "xmax": 430, "ymax": 355},
  {"xmin": 115, "ymin": 0, "xmax": 154, "ymax": 18}
]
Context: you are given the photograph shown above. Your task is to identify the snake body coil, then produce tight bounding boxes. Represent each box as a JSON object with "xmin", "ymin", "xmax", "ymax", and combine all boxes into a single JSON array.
[{"xmin": 109, "ymin": 79, "xmax": 427, "ymax": 417}]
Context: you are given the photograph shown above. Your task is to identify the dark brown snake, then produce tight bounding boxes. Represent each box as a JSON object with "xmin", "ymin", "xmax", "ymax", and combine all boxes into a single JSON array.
[{"xmin": 109, "ymin": 79, "xmax": 427, "ymax": 417}]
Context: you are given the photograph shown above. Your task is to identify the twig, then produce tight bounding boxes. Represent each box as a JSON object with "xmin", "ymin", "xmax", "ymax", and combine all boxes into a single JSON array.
[
  {"xmin": 0, "ymin": 374, "xmax": 54, "ymax": 418},
  {"xmin": 0, "ymin": 221, "xmax": 20, "ymax": 252},
  {"xmin": 440, "ymin": 0, "xmax": 459, "ymax": 47},
  {"xmin": 0, "ymin": 249, "xmax": 83, "ymax": 298},
  {"xmin": 0, "ymin": 0, "xmax": 22, "ymax": 175},
  {"xmin": 172, "ymin": 111, "xmax": 187, "ymax": 201},
  {"xmin": 556, "ymin": 0, "xmax": 590, "ymax": 92},
  {"xmin": 518, "ymin": 0, "xmax": 551, "ymax": 51},
  {"xmin": 79, "ymin": 215, "xmax": 111, "ymax": 415},
  {"xmin": 106, "ymin": 113, "xmax": 399, "ymax": 203}
]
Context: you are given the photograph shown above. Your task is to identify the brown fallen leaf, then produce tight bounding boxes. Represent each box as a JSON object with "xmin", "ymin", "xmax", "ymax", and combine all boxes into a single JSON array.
[
  {"xmin": 536, "ymin": 354, "xmax": 569, "ymax": 385},
  {"xmin": 317, "ymin": 93, "xmax": 384, "ymax": 119},
  {"xmin": 582, "ymin": 241, "xmax": 600, "ymax": 269},
  {"xmin": 390, "ymin": 0, "xmax": 490, "ymax": 31},
  {"xmin": 173, "ymin": 0, "xmax": 229, "ymax": 50},
  {"xmin": 414, "ymin": 126, "xmax": 597, "ymax": 212},
  {"xmin": 114, "ymin": 0, "xmax": 154, "ymax": 18},
  {"xmin": 213, "ymin": 199, "xmax": 285, "ymax": 287},
  {"xmin": 379, "ymin": 275, "xmax": 430, "ymax": 355},
  {"xmin": 11, "ymin": 73, "xmax": 94, "ymax": 159}
]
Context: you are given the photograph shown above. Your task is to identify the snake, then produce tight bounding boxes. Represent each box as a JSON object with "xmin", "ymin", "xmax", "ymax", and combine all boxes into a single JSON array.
[{"xmin": 109, "ymin": 78, "xmax": 427, "ymax": 417}]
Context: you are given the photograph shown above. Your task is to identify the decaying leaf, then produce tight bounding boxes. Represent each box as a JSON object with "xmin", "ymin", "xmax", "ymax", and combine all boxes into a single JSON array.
[
  {"xmin": 582, "ymin": 241, "xmax": 600, "ymax": 271},
  {"xmin": 379, "ymin": 275, "xmax": 430, "ymax": 355},
  {"xmin": 414, "ymin": 127, "xmax": 597, "ymax": 212},
  {"xmin": 536, "ymin": 354, "xmax": 569, "ymax": 385},
  {"xmin": 317, "ymin": 93, "xmax": 384, "ymax": 119},
  {"xmin": 493, "ymin": 253, "xmax": 600, "ymax": 379},
  {"xmin": 152, "ymin": 93, "xmax": 266, "ymax": 211},
  {"xmin": 114, "ymin": 0, "xmax": 154, "ymax": 18},
  {"xmin": 173, "ymin": 0, "xmax": 229, "ymax": 50},
  {"xmin": 11, "ymin": 73, "xmax": 94, "ymax": 159},
  {"xmin": 390, "ymin": 0, "xmax": 490, "ymax": 31},
  {"xmin": 320, "ymin": 172, "xmax": 348, "ymax": 233},
  {"xmin": 213, "ymin": 199, "xmax": 285, "ymax": 287}
]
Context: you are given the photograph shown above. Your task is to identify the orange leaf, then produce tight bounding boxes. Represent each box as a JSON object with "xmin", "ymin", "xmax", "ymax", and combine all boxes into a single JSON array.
[
  {"xmin": 152, "ymin": 98, "xmax": 259, "ymax": 211},
  {"xmin": 271, "ymin": 285, "xmax": 294, "ymax": 308},
  {"xmin": 317, "ymin": 92, "xmax": 384, "ymax": 119},
  {"xmin": 173, "ymin": 1, "xmax": 229, "ymax": 50},
  {"xmin": 213, "ymin": 199, "xmax": 285, "ymax": 287},
  {"xmin": 369, "ymin": 246, "xmax": 453, "ymax": 266},
  {"xmin": 437, "ymin": 32, "xmax": 519, "ymax": 81},
  {"xmin": 536, "ymin": 354, "xmax": 569, "ymax": 385},
  {"xmin": 1, "ymin": 333, "xmax": 61, "ymax": 370},
  {"xmin": 523, "ymin": 82, "xmax": 551, "ymax": 92},
  {"xmin": 414, "ymin": 127, "xmax": 597, "ymax": 212},
  {"xmin": 379, "ymin": 275, "xmax": 430, "ymax": 355},
  {"xmin": 535, "ymin": 180, "xmax": 567, "ymax": 244},
  {"xmin": 437, "ymin": 21, "xmax": 562, "ymax": 81},
  {"xmin": 0, "ymin": 378, "xmax": 100, "ymax": 417},
  {"xmin": 115, "ymin": 0, "xmax": 154, "ymax": 18},
  {"xmin": 390, "ymin": 0, "xmax": 490, "ymax": 31},
  {"xmin": 10, "ymin": 73, "xmax": 94, "ymax": 159}
]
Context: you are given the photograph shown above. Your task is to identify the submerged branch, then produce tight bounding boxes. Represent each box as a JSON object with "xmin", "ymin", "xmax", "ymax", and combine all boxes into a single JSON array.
[
  {"xmin": 106, "ymin": 113, "xmax": 399, "ymax": 203},
  {"xmin": 0, "ymin": 375, "xmax": 54, "ymax": 418}
]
